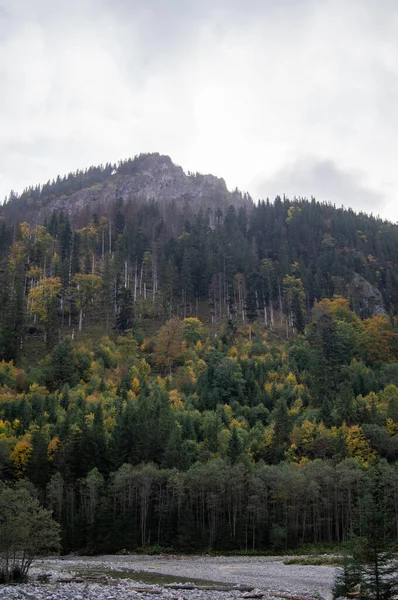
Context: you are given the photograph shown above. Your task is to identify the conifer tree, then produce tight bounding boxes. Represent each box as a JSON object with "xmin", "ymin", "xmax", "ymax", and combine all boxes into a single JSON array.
[
  {"xmin": 116, "ymin": 287, "xmax": 135, "ymax": 333},
  {"xmin": 333, "ymin": 461, "xmax": 398, "ymax": 600},
  {"xmin": 358, "ymin": 462, "xmax": 398, "ymax": 600},
  {"xmin": 227, "ymin": 426, "xmax": 243, "ymax": 464}
]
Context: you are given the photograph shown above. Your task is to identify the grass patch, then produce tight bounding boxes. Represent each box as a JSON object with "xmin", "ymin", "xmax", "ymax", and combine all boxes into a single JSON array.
[
  {"xmin": 283, "ymin": 557, "xmax": 342, "ymax": 566},
  {"xmin": 202, "ymin": 541, "xmax": 349, "ymax": 558},
  {"xmin": 75, "ymin": 568, "xmax": 229, "ymax": 587}
]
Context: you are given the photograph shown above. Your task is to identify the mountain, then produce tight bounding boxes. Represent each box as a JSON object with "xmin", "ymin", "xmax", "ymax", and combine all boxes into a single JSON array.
[
  {"xmin": 1, "ymin": 153, "xmax": 250, "ymax": 227},
  {"xmin": 3, "ymin": 154, "xmax": 398, "ymax": 556}
]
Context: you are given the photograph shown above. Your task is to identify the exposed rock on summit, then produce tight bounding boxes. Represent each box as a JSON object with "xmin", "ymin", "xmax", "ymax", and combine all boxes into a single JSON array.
[{"xmin": 2, "ymin": 153, "xmax": 247, "ymax": 225}]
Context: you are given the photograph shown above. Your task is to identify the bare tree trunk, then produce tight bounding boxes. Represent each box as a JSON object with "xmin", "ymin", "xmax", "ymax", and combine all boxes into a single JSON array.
[
  {"xmin": 255, "ymin": 289, "xmax": 259, "ymax": 317},
  {"xmin": 152, "ymin": 250, "xmax": 157, "ymax": 310},
  {"xmin": 69, "ymin": 233, "xmax": 74, "ymax": 286},
  {"xmin": 133, "ymin": 260, "xmax": 137, "ymax": 303},
  {"xmin": 270, "ymin": 298, "xmax": 274, "ymax": 328},
  {"xmin": 219, "ymin": 273, "xmax": 223, "ymax": 321},
  {"xmin": 263, "ymin": 289, "xmax": 268, "ymax": 326},
  {"xmin": 278, "ymin": 277, "xmax": 283, "ymax": 325},
  {"xmin": 139, "ymin": 261, "xmax": 143, "ymax": 297}
]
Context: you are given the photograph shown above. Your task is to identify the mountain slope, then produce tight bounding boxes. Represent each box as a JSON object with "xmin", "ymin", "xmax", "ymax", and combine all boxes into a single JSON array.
[
  {"xmin": 3, "ymin": 154, "xmax": 398, "ymax": 556},
  {"xmin": 2, "ymin": 152, "xmax": 398, "ymax": 348}
]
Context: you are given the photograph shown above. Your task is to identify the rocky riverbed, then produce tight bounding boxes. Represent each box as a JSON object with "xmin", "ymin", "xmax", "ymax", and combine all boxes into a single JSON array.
[{"xmin": 0, "ymin": 555, "xmax": 337, "ymax": 600}]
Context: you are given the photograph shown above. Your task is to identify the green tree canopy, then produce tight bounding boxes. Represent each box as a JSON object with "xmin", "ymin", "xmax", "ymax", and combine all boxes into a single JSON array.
[{"xmin": 0, "ymin": 484, "xmax": 60, "ymax": 583}]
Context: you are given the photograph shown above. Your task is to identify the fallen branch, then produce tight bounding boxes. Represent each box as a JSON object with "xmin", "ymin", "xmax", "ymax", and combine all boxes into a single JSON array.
[
  {"xmin": 127, "ymin": 587, "xmax": 164, "ymax": 594},
  {"xmin": 163, "ymin": 584, "xmax": 195, "ymax": 590},
  {"xmin": 58, "ymin": 576, "xmax": 111, "ymax": 584}
]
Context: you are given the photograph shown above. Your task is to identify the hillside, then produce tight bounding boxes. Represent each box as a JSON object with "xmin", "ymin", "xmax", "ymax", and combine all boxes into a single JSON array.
[
  {"xmin": 2, "ymin": 155, "xmax": 398, "ymax": 555},
  {"xmin": 2, "ymin": 155, "xmax": 398, "ymax": 359}
]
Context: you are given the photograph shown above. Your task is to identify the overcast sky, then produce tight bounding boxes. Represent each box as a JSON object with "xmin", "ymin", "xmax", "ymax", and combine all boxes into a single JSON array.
[{"xmin": 1, "ymin": 0, "xmax": 397, "ymax": 220}]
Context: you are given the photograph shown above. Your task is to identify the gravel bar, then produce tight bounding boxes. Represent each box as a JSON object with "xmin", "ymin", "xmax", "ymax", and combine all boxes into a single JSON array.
[{"xmin": 0, "ymin": 555, "xmax": 337, "ymax": 600}]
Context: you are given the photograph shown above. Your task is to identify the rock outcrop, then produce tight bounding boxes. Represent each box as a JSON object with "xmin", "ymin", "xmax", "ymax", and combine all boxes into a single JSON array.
[
  {"xmin": 3, "ymin": 154, "xmax": 248, "ymax": 225},
  {"xmin": 348, "ymin": 273, "xmax": 387, "ymax": 317}
]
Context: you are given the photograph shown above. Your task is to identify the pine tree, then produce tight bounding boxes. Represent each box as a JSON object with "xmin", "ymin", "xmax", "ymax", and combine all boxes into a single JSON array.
[
  {"xmin": 227, "ymin": 426, "xmax": 243, "ymax": 464},
  {"xmin": 333, "ymin": 462, "xmax": 398, "ymax": 600},
  {"xmin": 50, "ymin": 338, "xmax": 78, "ymax": 389},
  {"xmin": 358, "ymin": 462, "xmax": 398, "ymax": 600},
  {"xmin": 116, "ymin": 287, "xmax": 135, "ymax": 333},
  {"xmin": 333, "ymin": 549, "xmax": 362, "ymax": 599}
]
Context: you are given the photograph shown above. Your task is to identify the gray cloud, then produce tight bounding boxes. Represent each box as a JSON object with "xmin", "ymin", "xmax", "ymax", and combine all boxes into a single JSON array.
[
  {"xmin": 254, "ymin": 158, "xmax": 385, "ymax": 215},
  {"xmin": 0, "ymin": 0, "xmax": 397, "ymax": 220}
]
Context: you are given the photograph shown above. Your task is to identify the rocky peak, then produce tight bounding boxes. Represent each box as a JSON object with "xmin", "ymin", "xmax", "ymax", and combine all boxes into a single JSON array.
[{"xmin": 2, "ymin": 153, "xmax": 238, "ymax": 225}]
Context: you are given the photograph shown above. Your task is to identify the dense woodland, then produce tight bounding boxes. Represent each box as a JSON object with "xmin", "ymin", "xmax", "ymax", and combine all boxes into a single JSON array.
[{"xmin": 2, "ymin": 158, "xmax": 398, "ymax": 554}]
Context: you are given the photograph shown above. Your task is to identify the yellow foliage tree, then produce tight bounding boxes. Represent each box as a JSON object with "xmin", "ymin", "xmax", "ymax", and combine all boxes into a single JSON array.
[
  {"xmin": 11, "ymin": 438, "xmax": 33, "ymax": 477},
  {"xmin": 386, "ymin": 418, "xmax": 398, "ymax": 436},
  {"xmin": 288, "ymin": 420, "xmax": 317, "ymax": 461},
  {"xmin": 153, "ymin": 317, "xmax": 183, "ymax": 374},
  {"xmin": 182, "ymin": 318, "xmax": 204, "ymax": 344},
  {"xmin": 47, "ymin": 436, "xmax": 60, "ymax": 461},
  {"xmin": 169, "ymin": 389, "xmax": 184, "ymax": 410},
  {"xmin": 0, "ymin": 360, "xmax": 19, "ymax": 388},
  {"xmin": 28, "ymin": 277, "xmax": 62, "ymax": 341},
  {"xmin": 363, "ymin": 315, "xmax": 397, "ymax": 363},
  {"xmin": 0, "ymin": 419, "xmax": 12, "ymax": 438},
  {"xmin": 131, "ymin": 377, "xmax": 140, "ymax": 395},
  {"xmin": 285, "ymin": 372, "xmax": 297, "ymax": 386},
  {"xmin": 344, "ymin": 424, "xmax": 375, "ymax": 465}
]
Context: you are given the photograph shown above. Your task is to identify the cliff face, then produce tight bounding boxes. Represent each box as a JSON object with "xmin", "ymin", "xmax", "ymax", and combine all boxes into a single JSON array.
[
  {"xmin": 348, "ymin": 272, "xmax": 387, "ymax": 318},
  {"xmin": 2, "ymin": 154, "xmax": 247, "ymax": 225}
]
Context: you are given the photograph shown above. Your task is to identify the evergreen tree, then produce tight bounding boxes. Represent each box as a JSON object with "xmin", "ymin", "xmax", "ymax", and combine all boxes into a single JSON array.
[
  {"xmin": 50, "ymin": 338, "xmax": 78, "ymax": 389},
  {"xmin": 116, "ymin": 287, "xmax": 135, "ymax": 333},
  {"xmin": 358, "ymin": 462, "xmax": 398, "ymax": 600},
  {"xmin": 333, "ymin": 548, "xmax": 362, "ymax": 599},
  {"xmin": 334, "ymin": 462, "xmax": 398, "ymax": 600},
  {"xmin": 227, "ymin": 426, "xmax": 243, "ymax": 464}
]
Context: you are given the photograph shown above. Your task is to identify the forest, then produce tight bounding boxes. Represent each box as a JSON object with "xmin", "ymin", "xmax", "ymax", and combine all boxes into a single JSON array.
[{"xmin": 2, "ymin": 157, "xmax": 398, "ymax": 554}]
